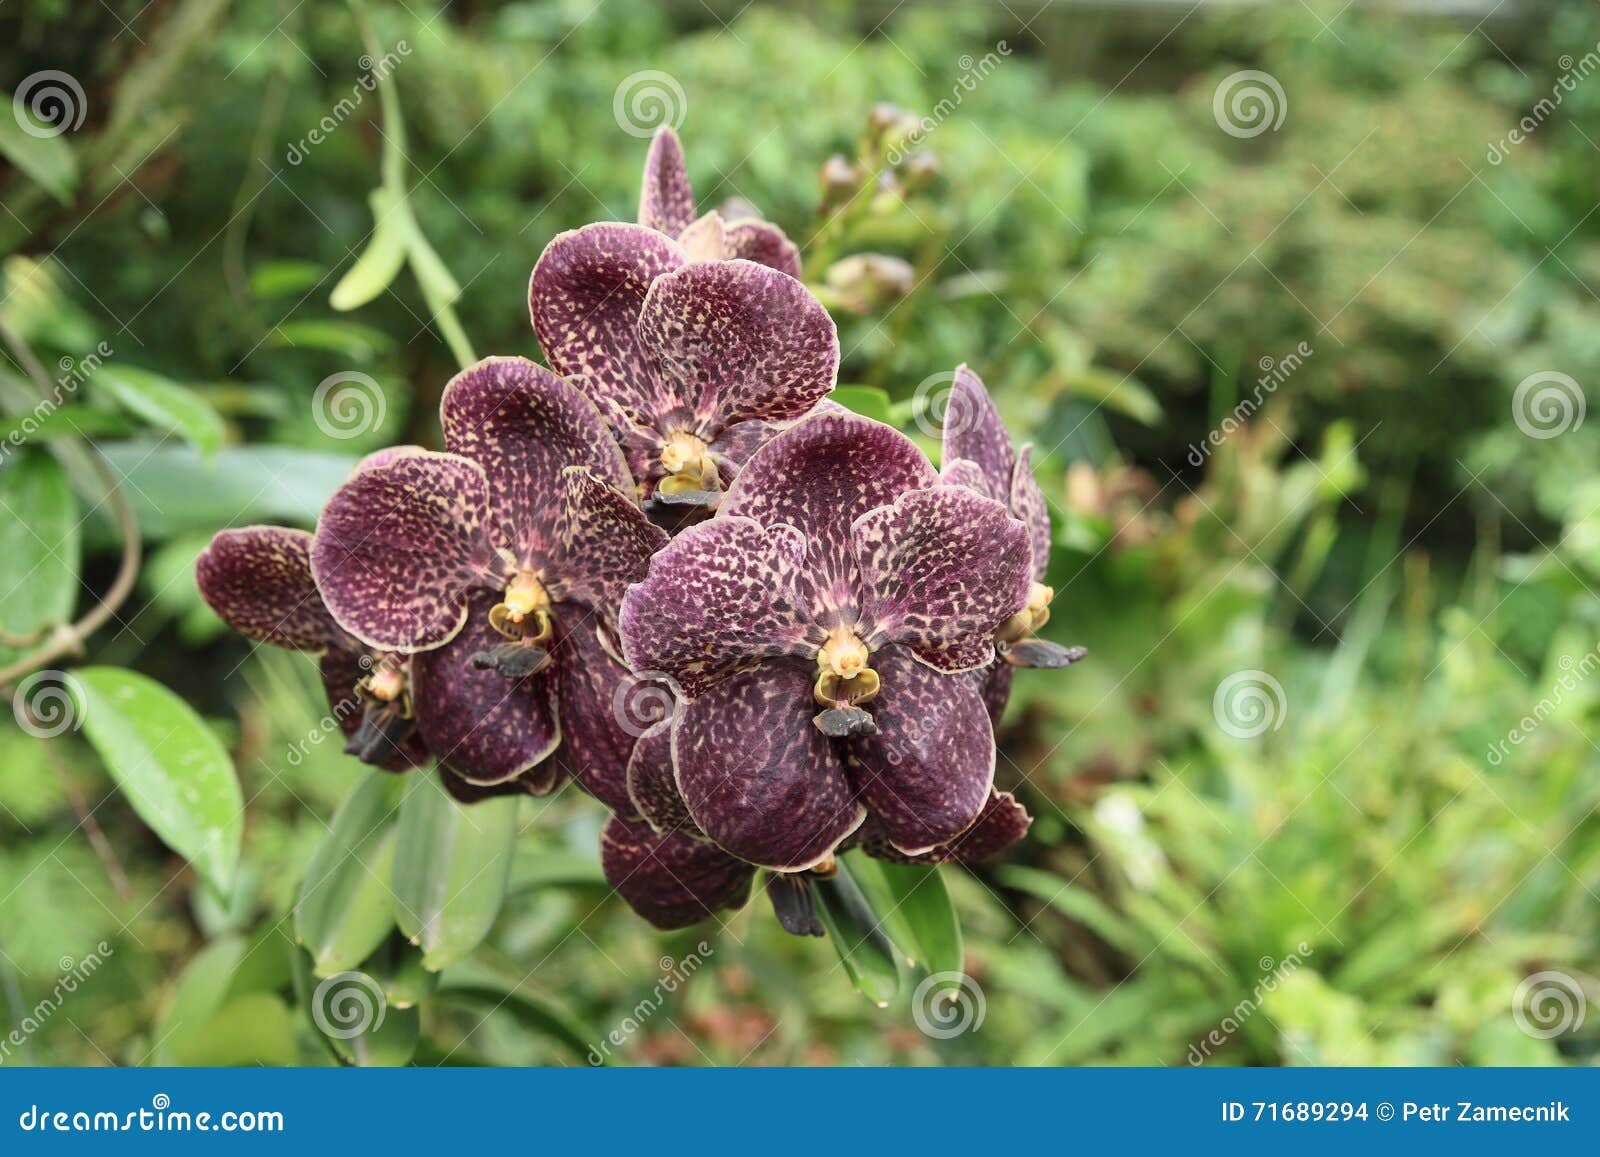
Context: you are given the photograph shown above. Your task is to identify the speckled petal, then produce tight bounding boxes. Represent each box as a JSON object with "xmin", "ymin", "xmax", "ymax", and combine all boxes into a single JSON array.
[
  {"xmin": 318, "ymin": 650, "xmax": 430, "ymax": 772},
  {"xmin": 529, "ymin": 222, "xmax": 687, "ymax": 431},
  {"xmin": 197, "ymin": 526, "xmax": 344, "ymax": 652},
  {"xmin": 440, "ymin": 762, "xmax": 565, "ymax": 803},
  {"xmin": 847, "ymin": 644, "xmax": 993, "ymax": 855},
  {"xmin": 413, "ymin": 592, "xmax": 561, "ymax": 783},
  {"xmin": 854, "ymin": 484, "xmax": 1032, "ymax": 671},
  {"xmin": 708, "ymin": 418, "xmax": 784, "ymax": 484},
  {"xmin": 548, "ymin": 468, "xmax": 667, "ymax": 630},
  {"xmin": 672, "ymin": 659, "xmax": 862, "ymax": 870},
  {"xmin": 940, "ymin": 364, "xmax": 1015, "ymax": 502},
  {"xmin": 311, "ymin": 451, "xmax": 502, "ymax": 651},
  {"xmin": 638, "ymin": 260, "xmax": 838, "ymax": 430},
  {"xmin": 721, "ymin": 410, "xmax": 936, "ymax": 611},
  {"xmin": 626, "ymin": 719, "xmax": 701, "ymax": 837},
  {"xmin": 980, "ymin": 662, "xmax": 1014, "ymax": 723},
  {"xmin": 724, "ymin": 219, "xmax": 801, "ymax": 278},
  {"xmin": 601, "ymin": 815, "xmax": 755, "ymax": 930},
  {"xmin": 860, "ymin": 789, "xmax": 1031, "ymax": 864},
  {"xmin": 441, "ymin": 357, "xmax": 630, "ymax": 564},
  {"xmin": 1011, "ymin": 444, "xmax": 1052, "ymax": 581},
  {"xmin": 620, "ymin": 517, "xmax": 814, "ymax": 697},
  {"xmin": 551, "ymin": 618, "xmax": 639, "ymax": 816},
  {"xmin": 638, "ymin": 126, "xmax": 697, "ymax": 238}
]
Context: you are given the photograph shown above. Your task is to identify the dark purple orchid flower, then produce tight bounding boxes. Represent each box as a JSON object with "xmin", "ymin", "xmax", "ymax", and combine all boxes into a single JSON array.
[
  {"xmin": 309, "ymin": 356, "xmax": 666, "ymax": 804},
  {"xmin": 638, "ymin": 126, "xmax": 801, "ymax": 277},
  {"xmin": 940, "ymin": 364, "xmax": 1085, "ymax": 719},
  {"xmin": 529, "ymin": 215, "xmax": 836, "ymax": 523},
  {"xmin": 195, "ymin": 524, "xmax": 545, "ymax": 803},
  {"xmin": 619, "ymin": 409, "xmax": 1035, "ymax": 875},
  {"xmin": 605, "ymin": 716, "xmax": 1035, "ymax": 934}
]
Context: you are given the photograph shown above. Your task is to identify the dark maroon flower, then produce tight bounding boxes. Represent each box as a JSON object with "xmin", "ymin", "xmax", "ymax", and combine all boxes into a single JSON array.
[
  {"xmin": 196, "ymin": 523, "xmax": 556, "ymax": 801},
  {"xmin": 619, "ymin": 410, "xmax": 1033, "ymax": 871},
  {"xmin": 637, "ymin": 126, "xmax": 801, "ymax": 277},
  {"xmin": 610, "ymin": 715, "xmax": 1032, "ymax": 933},
  {"xmin": 940, "ymin": 364, "xmax": 1084, "ymax": 719},
  {"xmin": 529, "ymin": 216, "xmax": 836, "ymax": 522},
  {"xmin": 309, "ymin": 356, "xmax": 666, "ymax": 802},
  {"xmin": 197, "ymin": 524, "xmax": 429, "ymax": 772}
]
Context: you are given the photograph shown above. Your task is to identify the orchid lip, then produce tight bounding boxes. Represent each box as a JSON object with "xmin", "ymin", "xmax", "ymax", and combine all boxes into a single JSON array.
[{"xmin": 490, "ymin": 571, "xmax": 554, "ymax": 644}]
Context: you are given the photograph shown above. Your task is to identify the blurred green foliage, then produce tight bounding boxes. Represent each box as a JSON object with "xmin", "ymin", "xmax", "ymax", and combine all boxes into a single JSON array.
[{"xmin": 0, "ymin": 0, "xmax": 1597, "ymax": 1067}]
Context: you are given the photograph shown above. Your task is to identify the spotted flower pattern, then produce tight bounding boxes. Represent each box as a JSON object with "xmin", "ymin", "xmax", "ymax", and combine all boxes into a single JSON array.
[
  {"xmin": 940, "ymin": 364, "xmax": 1085, "ymax": 719},
  {"xmin": 637, "ymin": 126, "xmax": 801, "ymax": 277},
  {"xmin": 620, "ymin": 410, "xmax": 1034, "ymax": 872},
  {"xmin": 309, "ymin": 356, "xmax": 666, "ymax": 800},
  {"xmin": 529, "ymin": 140, "xmax": 835, "ymax": 521}
]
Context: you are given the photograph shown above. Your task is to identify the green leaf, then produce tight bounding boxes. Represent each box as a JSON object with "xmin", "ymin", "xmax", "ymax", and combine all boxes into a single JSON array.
[
  {"xmin": 73, "ymin": 667, "xmax": 242, "ymax": 896},
  {"xmin": 999, "ymin": 866, "xmax": 1144, "ymax": 955},
  {"xmin": 267, "ymin": 320, "xmax": 394, "ymax": 361},
  {"xmin": 250, "ymin": 260, "xmax": 326, "ymax": 300},
  {"xmin": 0, "ymin": 405, "xmax": 136, "ymax": 445},
  {"xmin": 0, "ymin": 105, "xmax": 78, "ymax": 204},
  {"xmin": 362, "ymin": 932, "xmax": 438, "ymax": 1009},
  {"xmin": 95, "ymin": 365, "xmax": 225, "ymax": 458},
  {"xmin": 828, "ymin": 385, "xmax": 893, "ymax": 425},
  {"xmin": 95, "ymin": 443, "xmax": 360, "ymax": 540},
  {"xmin": 176, "ymin": 993, "xmax": 298, "ymax": 1065},
  {"xmin": 391, "ymin": 773, "xmax": 518, "ymax": 970},
  {"xmin": 872, "ymin": 860, "xmax": 963, "ymax": 979},
  {"xmin": 337, "ymin": 1003, "xmax": 420, "ymax": 1067},
  {"xmin": 330, "ymin": 188, "xmax": 409, "ymax": 311},
  {"xmin": 0, "ymin": 449, "xmax": 79, "ymax": 663},
  {"xmin": 507, "ymin": 847, "xmax": 609, "ymax": 894},
  {"xmin": 815, "ymin": 870, "xmax": 901, "ymax": 1007},
  {"xmin": 295, "ymin": 773, "xmax": 403, "ymax": 977},
  {"xmin": 153, "ymin": 933, "xmax": 247, "ymax": 1064},
  {"xmin": 441, "ymin": 983, "xmax": 599, "ymax": 1064}
]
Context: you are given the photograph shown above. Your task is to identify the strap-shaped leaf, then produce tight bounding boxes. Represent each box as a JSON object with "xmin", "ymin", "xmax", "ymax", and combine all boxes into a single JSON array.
[
  {"xmin": 295, "ymin": 772, "xmax": 403, "ymax": 977},
  {"xmin": 391, "ymin": 773, "xmax": 518, "ymax": 971},
  {"xmin": 815, "ymin": 867, "xmax": 902, "ymax": 1007}
]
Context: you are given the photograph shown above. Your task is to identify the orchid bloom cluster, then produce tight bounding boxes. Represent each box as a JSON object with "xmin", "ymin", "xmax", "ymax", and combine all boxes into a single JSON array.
[{"xmin": 197, "ymin": 128, "xmax": 1081, "ymax": 937}]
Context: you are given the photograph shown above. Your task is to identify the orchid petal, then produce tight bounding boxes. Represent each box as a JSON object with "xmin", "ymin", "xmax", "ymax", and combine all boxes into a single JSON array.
[
  {"xmin": 672, "ymin": 659, "xmax": 862, "ymax": 870},
  {"xmin": 197, "ymin": 526, "xmax": 344, "ymax": 652},
  {"xmin": 311, "ymin": 451, "xmax": 501, "ymax": 651}
]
